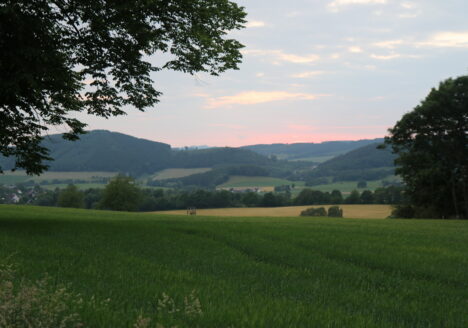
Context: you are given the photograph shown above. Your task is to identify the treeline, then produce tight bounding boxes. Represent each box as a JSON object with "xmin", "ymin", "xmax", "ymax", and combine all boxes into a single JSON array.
[{"xmin": 13, "ymin": 177, "xmax": 405, "ymax": 211}]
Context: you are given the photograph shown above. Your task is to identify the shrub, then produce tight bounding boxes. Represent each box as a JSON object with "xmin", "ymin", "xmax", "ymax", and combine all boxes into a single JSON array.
[
  {"xmin": 328, "ymin": 206, "xmax": 343, "ymax": 217},
  {"xmin": 300, "ymin": 207, "xmax": 327, "ymax": 217},
  {"xmin": 357, "ymin": 181, "xmax": 367, "ymax": 188},
  {"xmin": 0, "ymin": 263, "xmax": 83, "ymax": 328}
]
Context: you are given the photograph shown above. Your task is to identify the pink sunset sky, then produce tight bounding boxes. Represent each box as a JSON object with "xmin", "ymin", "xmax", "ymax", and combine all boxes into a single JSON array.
[{"xmin": 70, "ymin": 0, "xmax": 468, "ymax": 147}]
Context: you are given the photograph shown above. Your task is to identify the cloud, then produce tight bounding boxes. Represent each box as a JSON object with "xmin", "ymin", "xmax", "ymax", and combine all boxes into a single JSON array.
[
  {"xmin": 205, "ymin": 91, "xmax": 328, "ymax": 109},
  {"xmin": 373, "ymin": 40, "xmax": 404, "ymax": 49},
  {"xmin": 245, "ymin": 20, "xmax": 266, "ymax": 28},
  {"xmin": 348, "ymin": 46, "xmax": 364, "ymax": 53},
  {"xmin": 328, "ymin": 0, "xmax": 387, "ymax": 12},
  {"xmin": 242, "ymin": 49, "xmax": 320, "ymax": 64},
  {"xmin": 400, "ymin": 2, "xmax": 416, "ymax": 9},
  {"xmin": 398, "ymin": 12, "xmax": 420, "ymax": 18},
  {"xmin": 369, "ymin": 53, "xmax": 420, "ymax": 60},
  {"xmin": 291, "ymin": 71, "xmax": 326, "ymax": 78},
  {"xmin": 397, "ymin": 2, "xmax": 421, "ymax": 18},
  {"xmin": 420, "ymin": 32, "xmax": 468, "ymax": 48}
]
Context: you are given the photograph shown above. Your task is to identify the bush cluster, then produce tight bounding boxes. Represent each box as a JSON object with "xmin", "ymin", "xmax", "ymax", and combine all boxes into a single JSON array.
[{"xmin": 300, "ymin": 206, "xmax": 343, "ymax": 217}]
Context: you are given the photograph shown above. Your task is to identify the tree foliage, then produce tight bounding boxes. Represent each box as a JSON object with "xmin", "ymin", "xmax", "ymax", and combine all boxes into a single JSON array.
[
  {"xmin": 0, "ymin": 0, "xmax": 246, "ymax": 174},
  {"xmin": 57, "ymin": 184, "xmax": 84, "ymax": 208},
  {"xmin": 99, "ymin": 175, "xmax": 141, "ymax": 211},
  {"xmin": 384, "ymin": 75, "xmax": 468, "ymax": 219}
]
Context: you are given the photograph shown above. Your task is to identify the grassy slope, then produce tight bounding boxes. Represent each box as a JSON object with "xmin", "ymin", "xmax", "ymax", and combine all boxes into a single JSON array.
[
  {"xmin": 150, "ymin": 168, "xmax": 212, "ymax": 180},
  {"xmin": 154, "ymin": 205, "xmax": 393, "ymax": 219},
  {"xmin": 0, "ymin": 171, "xmax": 117, "ymax": 189},
  {"xmin": 218, "ymin": 176, "xmax": 302, "ymax": 188},
  {"xmin": 0, "ymin": 205, "xmax": 467, "ymax": 327}
]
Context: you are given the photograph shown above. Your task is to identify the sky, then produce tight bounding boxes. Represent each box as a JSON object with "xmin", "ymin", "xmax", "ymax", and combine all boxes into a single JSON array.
[{"xmin": 70, "ymin": 0, "xmax": 468, "ymax": 147}]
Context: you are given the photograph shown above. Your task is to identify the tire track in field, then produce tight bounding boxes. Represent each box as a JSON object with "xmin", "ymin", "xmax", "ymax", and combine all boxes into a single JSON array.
[{"xmin": 170, "ymin": 226, "xmax": 465, "ymax": 290}]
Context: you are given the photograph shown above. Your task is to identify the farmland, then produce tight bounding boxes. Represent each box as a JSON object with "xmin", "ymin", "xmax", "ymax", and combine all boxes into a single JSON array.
[
  {"xmin": 215, "ymin": 175, "xmax": 399, "ymax": 194},
  {"xmin": 218, "ymin": 175, "xmax": 303, "ymax": 188},
  {"xmin": 0, "ymin": 171, "xmax": 116, "ymax": 185},
  {"xmin": 154, "ymin": 204, "xmax": 393, "ymax": 219},
  {"xmin": 0, "ymin": 205, "xmax": 466, "ymax": 327},
  {"xmin": 306, "ymin": 177, "xmax": 400, "ymax": 193},
  {"xmin": 150, "ymin": 168, "xmax": 212, "ymax": 180}
]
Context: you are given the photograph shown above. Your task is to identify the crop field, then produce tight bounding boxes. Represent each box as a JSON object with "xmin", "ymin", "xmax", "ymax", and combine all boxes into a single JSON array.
[
  {"xmin": 0, "ymin": 205, "xmax": 466, "ymax": 327},
  {"xmin": 41, "ymin": 182, "xmax": 110, "ymax": 190},
  {"xmin": 150, "ymin": 168, "xmax": 212, "ymax": 180},
  {"xmin": 218, "ymin": 175, "xmax": 303, "ymax": 188},
  {"xmin": 154, "ymin": 204, "xmax": 393, "ymax": 219},
  {"xmin": 0, "ymin": 171, "xmax": 117, "ymax": 184},
  {"xmin": 292, "ymin": 176, "xmax": 400, "ymax": 194}
]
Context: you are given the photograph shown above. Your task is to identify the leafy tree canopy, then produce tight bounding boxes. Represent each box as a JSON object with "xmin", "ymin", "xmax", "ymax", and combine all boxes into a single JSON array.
[
  {"xmin": 99, "ymin": 175, "xmax": 141, "ymax": 211},
  {"xmin": 0, "ymin": 0, "xmax": 246, "ymax": 174},
  {"xmin": 57, "ymin": 184, "xmax": 85, "ymax": 208},
  {"xmin": 384, "ymin": 75, "xmax": 468, "ymax": 219}
]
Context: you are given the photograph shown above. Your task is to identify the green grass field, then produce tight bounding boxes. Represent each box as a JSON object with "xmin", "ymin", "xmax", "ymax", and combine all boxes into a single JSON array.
[
  {"xmin": 150, "ymin": 168, "xmax": 212, "ymax": 180},
  {"xmin": 218, "ymin": 176, "xmax": 303, "ymax": 188},
  {"xmin": 0, "ymin": 205, "xmax": 466, "ymax": 327},
  {"xmin": 0, "ymin": 171, "xmax": 117, "ymax": 184}
]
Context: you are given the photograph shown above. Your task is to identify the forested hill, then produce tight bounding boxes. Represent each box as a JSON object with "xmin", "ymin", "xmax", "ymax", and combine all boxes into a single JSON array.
[
  {"xmin": 42, "ymin": 130, "xmax": 173, "ymax": 173},
  {"xmin": 0, "ymin": 130, "xmax": 273, "ymax": 175},
  {"xmin": 242, "ymin": 138, "xmax": 384, "ymax": 161},
  {"xmin": 306, "ymin": 142, "xmax": 396, "ymax": 182}
]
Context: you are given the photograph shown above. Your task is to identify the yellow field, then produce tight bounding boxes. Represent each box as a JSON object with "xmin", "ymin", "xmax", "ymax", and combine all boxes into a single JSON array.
[
  {"xmin": 154, "ymin": 204, "xmax": 393, "ymax": 219},
  {"xmin": 151, "ymin": 168, "xmax": 211, "ymax": 180}
]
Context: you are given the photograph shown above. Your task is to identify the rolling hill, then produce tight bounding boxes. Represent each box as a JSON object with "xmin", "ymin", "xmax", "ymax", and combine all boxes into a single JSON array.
[
  {"xmin": 306, "ymin": 142, "xmax": 396, "ymax": 182},
  {"xmin": 242, "ymin": 138, "xmax": 384, "ymax": 162},
  {"xmin": 0, "ymin": 130, "xmax": 274, "ymax": 176}
]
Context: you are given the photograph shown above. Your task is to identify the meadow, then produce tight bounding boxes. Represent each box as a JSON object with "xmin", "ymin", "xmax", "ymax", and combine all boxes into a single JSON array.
[
  {"xmin": 155, "ymin": 204, "xmax": 393, "ymax": 219},
  {"xmin": 0, "ymin": 205, "xmax": 466, "ymax": 327},
  {"xmin": 218, "ymin": 176, "xmax": 304, "ymax": 188},
  {"xmin": 150, "ymin": 168, "xmax": 212, "ymax": 180},
  {"xmin": 0, "ymin": 171, "xmax": 116, "ymax": 185},
  {"xmin": 215, "ymin": 175, "xmax": 399, "ymax": 195}
]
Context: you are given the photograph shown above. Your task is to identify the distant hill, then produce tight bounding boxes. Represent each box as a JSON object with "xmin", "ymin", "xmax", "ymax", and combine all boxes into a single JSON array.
[
  {"xmin": 242, "ymin": 138, "xmax": 384, "ymax": 162},
  {"xmin": 0, "ymin": 130, "xmax": 273, "ymax": 175},
  {"xmin": 306, "ymin": 142, "xmax": 396, "ymax": 182},
  {"xmin": 41, "ymin": 130, "xmax": 172, "ymax": 174}
]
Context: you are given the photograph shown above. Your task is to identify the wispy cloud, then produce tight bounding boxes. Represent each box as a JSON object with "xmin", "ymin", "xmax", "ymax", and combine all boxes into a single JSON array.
[
  {"xmin": 242, "ymin": 49, "xmax": 320, "ymax": 64},
  {"xmin": 420, "ymin": 32, "xmax": 468, "ymax": 48},
  {"xmin": 348, "ymin": 46, "xmax": 364, "ymax": 53},
  {"xmin": 205, "ymin": 91, "xmax": 328, "ymax": 109},
  {"xmin": 400, "ymin": 2, "xmax": 417, "ymax": 10},
  {"xmin": 373, "ymin": 39, "xmax": 404, "ymax": 49},
  {"xmin": 370, "ymin": 53, "xmax": 420, "ymax": 60},
  {"xmin": 245, "ymin": 20, "xmax": 266, "ymax": 28},
  {"xmin": 328, "ymin": 0, "xmax": 387, "ymax": 12},
  {"xmin": 291, "ymin": 71, "xmax": 326, "ymax": 78}
]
